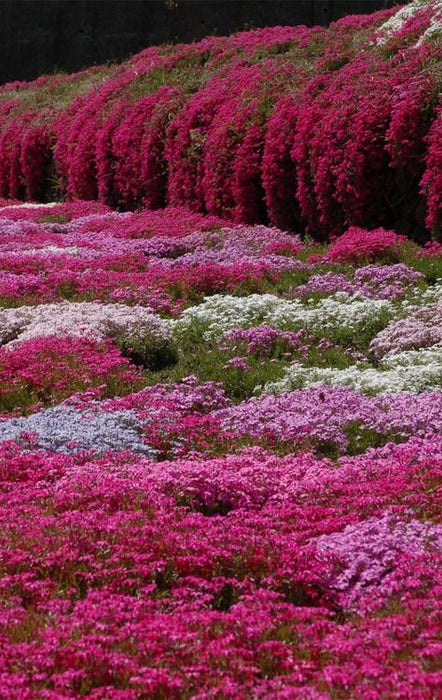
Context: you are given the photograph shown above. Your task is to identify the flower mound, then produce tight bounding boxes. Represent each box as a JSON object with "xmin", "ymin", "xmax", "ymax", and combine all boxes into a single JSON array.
[{"xmin": 324, "ymin": 226, "xmax": 409, "ymax": 265}]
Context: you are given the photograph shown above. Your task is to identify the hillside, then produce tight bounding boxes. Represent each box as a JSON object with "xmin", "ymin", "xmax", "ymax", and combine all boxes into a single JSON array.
[{"xmin": 0, "ymin": 0, "xmax": 440, "ymax": 239}]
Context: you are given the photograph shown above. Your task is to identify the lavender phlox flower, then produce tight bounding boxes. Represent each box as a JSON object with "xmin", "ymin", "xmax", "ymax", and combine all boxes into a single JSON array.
[
  {"xmin": 140, "ymin": 225, "xmax": 306, "ymax": 272},
  {"xmin": 371, "ymin": 301, "xmax": 442, "ymax": 357},
  {"xmin": 222, "ymin": 325, "xmax": 307, "ymax": 358},
  {"xmin": 223, "ymin": 357, "xmax": 250, "ymax": 371},
  {"xmin": 315, "ymin": 508, "xmax": 442, "ymax": 609},
  {"xmin": 215, "ymin": 386, "xmax": 382, "ymax": 453}
]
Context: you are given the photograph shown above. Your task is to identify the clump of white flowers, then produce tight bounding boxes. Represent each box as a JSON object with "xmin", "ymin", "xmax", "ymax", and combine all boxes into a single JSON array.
[
  {"xmin": 0, "ymin": 202, "xmax": 59, "ymax": 210},
  {"xmin": 375, "ymin": 0, "xmax": 442, "ymax": 46},
  {"xmin": 20, "ymin": 246, "xmax": 81, "ymax": 256},
  {"xmin": 416, "ymin": 0, "xmax": 442, "ymax": 44},
  {"xmin": 0, "ymin": 301, "xmax": 171, "ymax": 347},
  {"xmin": 419, "ymin": 280, "xmax": 442, "ymax": 303},
  {"xmin": 174, "ymin": 293, "xmax": 395, "ymax": 339},
  {"xmin": 264, "ymin": 345, "xmax": 442, "ymax": 395}
]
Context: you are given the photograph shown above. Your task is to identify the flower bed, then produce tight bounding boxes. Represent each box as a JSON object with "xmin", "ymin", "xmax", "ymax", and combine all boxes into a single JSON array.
[{"xmin": 0, "ymin": 199, "xmax": 440, "ymax": 697}]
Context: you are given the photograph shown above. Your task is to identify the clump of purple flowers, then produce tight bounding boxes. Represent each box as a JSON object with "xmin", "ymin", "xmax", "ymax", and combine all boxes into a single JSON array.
[{"xmin": 315, "ymin": 508, "xmax": 442, "ymax": 610}]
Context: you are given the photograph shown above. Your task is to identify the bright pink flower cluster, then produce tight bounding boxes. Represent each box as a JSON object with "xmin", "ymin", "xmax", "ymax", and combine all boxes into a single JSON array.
[
  {"xmin": 324, "ymin": 226, "xmax": 409, "ymax": 264},
  {"xmin": 0, "ymin": 335, "xmax": 142, "ymax": 413},
  {"xmin": 0, "ymin": 436, "xmax": 438, "ymax": 697}
]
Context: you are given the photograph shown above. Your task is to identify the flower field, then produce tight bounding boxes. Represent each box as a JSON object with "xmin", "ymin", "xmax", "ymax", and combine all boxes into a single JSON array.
[
  {"xmin": 0, "ymin": 0, "xmax": 441, "ymax": 697},
  {"xmin": 0, "ymin": 199, "xmax": 440, "ymax": 698}
]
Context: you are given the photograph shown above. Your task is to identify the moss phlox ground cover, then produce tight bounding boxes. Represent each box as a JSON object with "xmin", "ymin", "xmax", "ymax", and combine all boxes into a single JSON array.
[{"xmin": 0, "ymin": 198, "xmax": 440, "ymax": 698}]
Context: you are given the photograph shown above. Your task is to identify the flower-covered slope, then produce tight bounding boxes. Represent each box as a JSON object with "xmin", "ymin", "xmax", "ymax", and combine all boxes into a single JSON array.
[
  {"xmin": 0, "ymin": 0, "xmax": 441, "ymax": 239},
  {"xmin": 0, "ymin": 200, "xmax": 440, "ymax": 698}
]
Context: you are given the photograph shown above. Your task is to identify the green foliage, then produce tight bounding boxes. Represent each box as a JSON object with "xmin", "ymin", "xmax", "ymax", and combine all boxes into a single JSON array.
[
  {"xmin": 324, "ymin": 307, "xmax": 396, "ymax": 355},
  {"xmin": 144, "ymin": 319, "xmax": 360, "ymax": 402},
  {"xmin": 406, "ymin": 255, "xmax": 442, "ymax": 284},
  {"xmin": 115, "ymin": 332, "xmax": 179, "ymax": 372},
  {"xmin": 344, "ymin": 422, "xmax": 403, "ymax": 456}
]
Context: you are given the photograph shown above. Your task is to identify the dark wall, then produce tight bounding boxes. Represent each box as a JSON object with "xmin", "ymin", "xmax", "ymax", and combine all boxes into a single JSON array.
[{"xmin": 1, "ymin": 0, "xmax": 401, "ymax": 84}]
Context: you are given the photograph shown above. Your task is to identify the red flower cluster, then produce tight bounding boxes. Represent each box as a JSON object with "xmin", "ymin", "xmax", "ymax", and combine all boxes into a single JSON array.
[{"xmin": 324, "ymin": 226, "xmax": 409, "ymax": 264}]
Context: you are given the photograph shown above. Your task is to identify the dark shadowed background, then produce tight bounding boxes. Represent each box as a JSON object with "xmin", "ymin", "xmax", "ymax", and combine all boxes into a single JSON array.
[{"xmin": 2, "ymin": 0, "xmax": 401, "ymax": 84}]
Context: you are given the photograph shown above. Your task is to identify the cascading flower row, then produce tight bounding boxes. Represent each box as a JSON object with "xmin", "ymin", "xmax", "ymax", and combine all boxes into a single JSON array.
[{"xmin": 0, "ymin": 1, "xmax": 441, "ymax": 239}]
